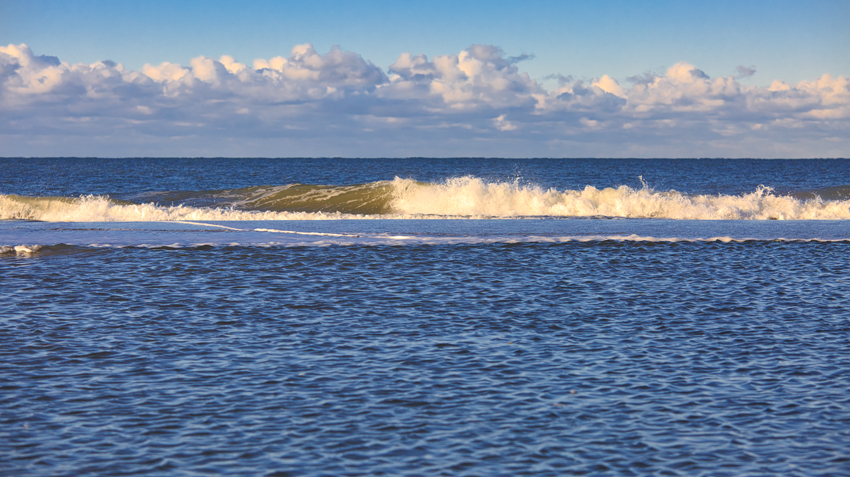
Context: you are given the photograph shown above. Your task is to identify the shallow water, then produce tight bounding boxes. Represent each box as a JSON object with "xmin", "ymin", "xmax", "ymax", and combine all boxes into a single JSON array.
[
  {"xmin": 3, "ymin": 241, "xmax": 850, "ymax": 476},
  {"xmin": 2, "ymin": 158, "xmax": 849, "ymax": 476}
]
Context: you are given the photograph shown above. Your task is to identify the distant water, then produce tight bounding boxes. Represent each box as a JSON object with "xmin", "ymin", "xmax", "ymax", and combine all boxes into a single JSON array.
[{"xmin": 2, "ymin": 158, "xmax": 849, "ymax": 476}]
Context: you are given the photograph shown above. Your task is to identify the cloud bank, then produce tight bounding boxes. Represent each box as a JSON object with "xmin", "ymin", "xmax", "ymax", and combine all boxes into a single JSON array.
[{"xmin": 1, "ymin": 43, "xmax": 848, "ymax": 157}]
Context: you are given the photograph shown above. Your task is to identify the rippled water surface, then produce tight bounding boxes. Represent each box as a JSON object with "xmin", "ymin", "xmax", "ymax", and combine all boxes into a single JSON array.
[
  {"xmin": 2, "ymin": 158, "xmax": 850, "ymax": 476},
  {"xmin": 2, "ymin": 241, "xmax": 849, "ymax": 476}
]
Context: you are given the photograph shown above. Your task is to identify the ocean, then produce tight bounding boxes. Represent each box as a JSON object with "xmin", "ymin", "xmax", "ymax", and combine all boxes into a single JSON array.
[{"xmin": 1, "ymin": 158, "xmax": 849, "ymax": 476}]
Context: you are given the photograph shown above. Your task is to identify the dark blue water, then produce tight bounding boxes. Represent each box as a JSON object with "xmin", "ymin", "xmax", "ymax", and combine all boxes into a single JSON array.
[
  {"xmin": 2, "ymin": 157, "xmax": 849, "ymax": 197},
  {"xmin": 1, "ymin": 158, "xmax": 849, "ymax": 476}
]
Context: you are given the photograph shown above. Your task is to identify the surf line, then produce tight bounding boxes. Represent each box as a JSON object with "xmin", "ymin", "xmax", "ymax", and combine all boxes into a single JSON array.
[
  {"xmin": 170, "ymin": 220, "xmax": 361, "ymax": 238},
  {"xmin": 171, "ymin": 220, "xmax": 246, "ymax": 231},
  {"xmin": 254, "ymin": 228, "xmax": 360, "ymax": 238}
]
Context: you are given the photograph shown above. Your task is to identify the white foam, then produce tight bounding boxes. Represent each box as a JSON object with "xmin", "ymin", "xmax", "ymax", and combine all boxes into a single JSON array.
[
  {"xmin": 3, "ymin": 177, "xmax": 850, "ymax": 222},
  {"xmin": 0, "ymin": 244, "xmax": 43, "ymax": 255},
  {"xmin": 171, "ymin": 220, "xmax": 246, "ymax": 231},
  {"xmin": 254, "ymin": 228, "xmax": 361, "ymax": 237},
  {"xmin": 389, "ymin": 177, "xmax": 850, "ymax": 220},
  {"xmin": 0, "ymin": 195, "xmax": 363, "ymax": 222}
]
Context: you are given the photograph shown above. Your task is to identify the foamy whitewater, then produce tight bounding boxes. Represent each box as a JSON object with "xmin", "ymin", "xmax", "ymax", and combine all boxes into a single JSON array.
[
  {"xmin": 3, "ymin": 176, "xmax": 850, "ymax": 223},
  {"xmin": 3, "ymin": 158, "xmax": 849, "ymax": 476}
]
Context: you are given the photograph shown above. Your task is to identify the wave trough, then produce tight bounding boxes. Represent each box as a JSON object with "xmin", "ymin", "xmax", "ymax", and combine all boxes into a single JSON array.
[{"xmin": 3, "ymin": 176, "xmax": 850, "ymax": 221}]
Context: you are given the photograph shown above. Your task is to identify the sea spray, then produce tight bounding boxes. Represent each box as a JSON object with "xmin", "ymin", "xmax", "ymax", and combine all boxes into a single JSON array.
[
  {"xmin": 3, "ymin": 177, "xmax": 850, "ymax": 221},
  {"xmin": 388, "ymin": 177, "xmax": 850, "ymax": 220},
  {"xmin": 0, "ymin": 194, "xmax": 353, "ymax": 222}
]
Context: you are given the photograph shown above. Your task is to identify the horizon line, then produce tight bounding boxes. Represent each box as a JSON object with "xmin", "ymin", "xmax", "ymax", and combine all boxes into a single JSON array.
[{"xmin": 2, "ymin": 156, "xmax": 848, "ymax": 160}]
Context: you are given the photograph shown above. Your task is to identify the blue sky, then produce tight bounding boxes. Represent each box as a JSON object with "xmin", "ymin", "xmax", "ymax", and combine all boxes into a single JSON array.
[
  {"xmin": 1, "ymin": 0, "xmax": 848, "ymax": 157},
  {"xmin": 4, "ymin": 0, "xmax": 848, "ymax": 85}
]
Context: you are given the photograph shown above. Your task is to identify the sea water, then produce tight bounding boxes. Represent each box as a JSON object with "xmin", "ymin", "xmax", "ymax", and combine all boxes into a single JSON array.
[{"xmin": 1, "ymin": 158, "xmax": 849, "ymax": 476}]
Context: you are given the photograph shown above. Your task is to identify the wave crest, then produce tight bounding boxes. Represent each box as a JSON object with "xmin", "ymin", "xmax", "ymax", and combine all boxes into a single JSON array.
[
  {"xmin": 0, "ymin": 194, "xmax": 351, "ymax": 222},
  {"xmin": 3, "ymin": 177, "xmax": 850, "ymax": 221},
  {"xmin": 390, "ymin": 177, "xmax": 850, "ymax": 220}
]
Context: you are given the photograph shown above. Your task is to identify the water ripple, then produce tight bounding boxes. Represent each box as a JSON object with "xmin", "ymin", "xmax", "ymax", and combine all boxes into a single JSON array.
[{"xmin": 1, "ymin": 242, "xmax": 849, "ymax": 476}]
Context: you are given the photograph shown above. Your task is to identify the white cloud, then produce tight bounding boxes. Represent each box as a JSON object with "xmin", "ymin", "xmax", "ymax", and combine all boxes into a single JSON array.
[
  {"xmin": 493, "ymin": 114, "xmax": 517, "ymax": 131},
  {"xmin": 387, "ymin": 44, "xmax": 543, "ymax": 110},
  {"xmin": 0, "ymin": 43, "xmax": 848, "ymax": 157},
  {"xmin": 142, "ymin": 62, "xmax": 190, "ymax": 82},
  {"xmin": 591, "ymin": 75, "xmax": 625, "ymax": 98},
  {"xmin": 665, "ymin": 62, "xmax": 709, "ymax": 83}
]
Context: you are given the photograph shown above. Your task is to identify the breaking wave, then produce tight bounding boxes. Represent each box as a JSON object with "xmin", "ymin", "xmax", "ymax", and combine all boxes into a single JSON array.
[{"xmin": 3, "ymin": 177, "xmax": 850, "ymax": 221}]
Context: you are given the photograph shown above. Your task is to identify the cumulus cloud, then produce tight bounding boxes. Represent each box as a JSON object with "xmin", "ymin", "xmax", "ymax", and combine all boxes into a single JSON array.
[
  {"xmin": 736, "ymin": 65, "xmax": 757, "ymax": 78},
  {"xmin": 591, "ymin": 75, "xmax": 626, "ymax": 98},
  {"xmin": 544, "ymin": 73, "xmax": 574, "ymax": 85},
  {"xmin": 387, "ymin": 44, "xmax": 542, "ymax": 111},
  {"xmin": 0, "ymin": 43, "xmax": 848, "ymax": 157}
]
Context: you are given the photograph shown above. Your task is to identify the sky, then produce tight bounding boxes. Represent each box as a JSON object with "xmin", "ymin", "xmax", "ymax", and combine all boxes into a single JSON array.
[{"xmin": 1, "ymin": 0, "xmax": 848, "ymax": 157}]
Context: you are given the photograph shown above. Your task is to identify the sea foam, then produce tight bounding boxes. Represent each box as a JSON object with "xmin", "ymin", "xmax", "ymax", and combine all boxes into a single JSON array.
[
  {"xmin": 2, "ymin": 176, "xmax": 850, "ymax": 221},
  {"xmin": 389, "ymin": 177, "xmax": 850, "ymax": 220},
  {"xmin": 0, "ymin": 194, "xmax": 351, "ymax": 222}
]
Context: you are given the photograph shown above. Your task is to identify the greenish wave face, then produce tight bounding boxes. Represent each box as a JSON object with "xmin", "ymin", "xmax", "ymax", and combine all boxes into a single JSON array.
[
  {"xmin": 236, "ymin": 182, "xmax": 397, "ymax": 214},
  {"xmin": 130, "ymin": 181, "xmax": 407, "ymax": 214},
  {"xmin": 0, "ymin": 181, "xmax": 410, "ymax": 221}
]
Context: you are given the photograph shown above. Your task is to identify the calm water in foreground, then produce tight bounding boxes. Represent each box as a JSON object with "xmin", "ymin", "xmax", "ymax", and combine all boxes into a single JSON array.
[{"xmin": 1, "ymin": 158, "xmax": 849, "ymax": 476}]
